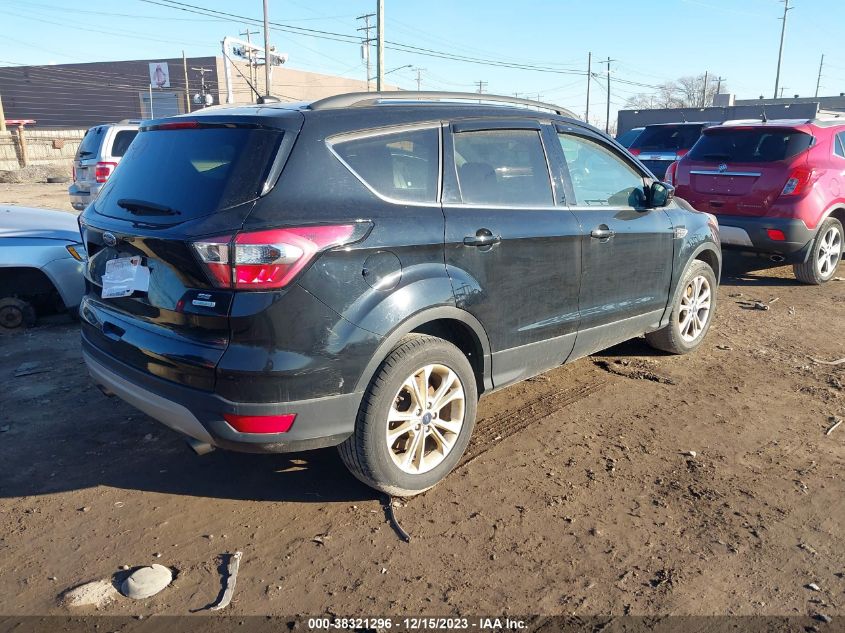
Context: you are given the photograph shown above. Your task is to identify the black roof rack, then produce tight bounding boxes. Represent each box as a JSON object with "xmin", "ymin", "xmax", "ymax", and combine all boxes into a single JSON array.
[{"xmin": 308, "ymin": 91, "xmax": 578, "ymax": 118}]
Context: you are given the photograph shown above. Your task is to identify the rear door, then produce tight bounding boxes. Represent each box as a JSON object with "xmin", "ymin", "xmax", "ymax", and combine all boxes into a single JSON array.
[
  {"xmin": 80, "ymin": 116, "xmax": 301, "ymax": 390},
  {"xmin": 553, "ymin": 124, "xmax": 674, "ymax": 357},
  {"xmin": 442, "ymin": 119, "xmax": 582, "ymax": 387}
]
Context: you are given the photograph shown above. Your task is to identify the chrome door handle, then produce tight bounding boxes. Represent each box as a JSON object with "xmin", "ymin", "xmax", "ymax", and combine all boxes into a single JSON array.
[
  {"xmin": 590, "ymin": 227, "xmax": 615, "ymax": 240},
  {"xmin": 463, "ymin": 230, "xmax": 502, "ymax": 247}
]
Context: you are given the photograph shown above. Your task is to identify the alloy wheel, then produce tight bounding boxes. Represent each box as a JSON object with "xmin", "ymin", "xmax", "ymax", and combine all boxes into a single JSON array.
[
  {"xmin": 816, "ymin": 225, "xmax": 842, "ymax": 278},
  {"xmin": 678, "ymin": 275, "xmax": 712, "ymax": 343},
  {"xmin": 386, "ymin": 363, "xmax": 466, "ymax": 475}
]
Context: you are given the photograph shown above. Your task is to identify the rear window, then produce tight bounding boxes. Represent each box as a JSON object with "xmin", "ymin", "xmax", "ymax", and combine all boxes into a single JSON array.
[
  {"xmin": 631, "ymin": 125, "xmax": 703, "ymax": 152},
  {"xmin": 76, "ymin": 127, "xmax": 105, "ymax": 159},
  {"xmin": 688, "ymin": 129, "xmax": 813, "ymax": 163},
  {"xmin": 110, "ymin": 130, "xmax": 138, "ymax": 158},
  {"xmin": 94, "ymin": 126, "xmax": 283, "ymax": 222}
]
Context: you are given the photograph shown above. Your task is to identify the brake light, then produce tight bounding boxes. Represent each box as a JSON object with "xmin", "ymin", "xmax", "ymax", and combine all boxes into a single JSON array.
[
  {"xmin": 629, "ymin": 148, "xmax": 641, "ymax": 156},
  {"xmin": 94, "ymin": 161, "xmax": 117, "ymax": 183},
  {"xmin": 224, "ymin": 413, "xmax": 296, "ymax": 434},
  {"xmin": 780, "ymin": 167, "xmax": 818, "ymax": 196},
  {"xmin": 665, "ymin": 161, "xmax": 679, "ymax": 186},
  {"xmin": 192, "ymin": 224, "xmax": 363, "ymax": 290},
  {"xmin": 148, "ymin": 120, "xmax": 201, "ymax": 131},
  {"xmin": 767, "ymin": 229, "xmax": 787, "ymax": 241}
]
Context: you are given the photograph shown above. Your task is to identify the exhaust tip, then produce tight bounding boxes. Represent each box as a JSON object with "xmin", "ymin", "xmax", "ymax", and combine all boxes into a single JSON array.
[
  {"xmin": 186, "ymin": 437, "xmax": 215, "ymax": 456},
  {"xmin": 96, "ymin": 383, "xmax": 114, "ymax": 397},
  {"xmin": 770, "ymin": 254, "xmax": 786, "ymax": 263}
]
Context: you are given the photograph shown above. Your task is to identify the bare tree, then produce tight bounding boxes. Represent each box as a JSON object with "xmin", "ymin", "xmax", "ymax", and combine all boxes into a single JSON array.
[{"xmin": 625, "ymin": 73, "xmax": 725, "ymax": 109}]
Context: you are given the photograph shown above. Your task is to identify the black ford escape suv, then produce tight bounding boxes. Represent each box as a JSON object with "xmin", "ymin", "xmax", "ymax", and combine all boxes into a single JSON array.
[{"xmin": 79, "ymin": 92, "xmax": 721, "ymax": 496}]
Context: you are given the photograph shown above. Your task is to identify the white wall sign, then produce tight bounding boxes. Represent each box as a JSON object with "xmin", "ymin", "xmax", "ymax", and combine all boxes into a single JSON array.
[{"xmin": 149, "ymin": 62, "xmax": 171, "ymax": 88}]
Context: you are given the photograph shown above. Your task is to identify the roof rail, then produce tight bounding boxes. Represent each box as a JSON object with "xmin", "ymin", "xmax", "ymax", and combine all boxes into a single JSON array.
[{"xmin": 308, "ymin": 91, "xmax": 578, "ymax": 118}]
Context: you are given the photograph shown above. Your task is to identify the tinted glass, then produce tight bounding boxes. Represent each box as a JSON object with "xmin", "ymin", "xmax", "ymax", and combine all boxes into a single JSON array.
[
  {"xmin": 95, "ymin": 127, "xmax": 283, "ymax": 222},
  {"xmin": 631, "ymin": 125, "xmax": 704, "ymax": 151},
  {"xmin": 333, "ymin": 128, "xmax": 439, "ymax": 202},
  {"xmin": 688, "ymin": 129, "xmax": 813, "ymax": 162},
  {"xmin": 453, "ymin": 129, "xmax": 552, "ymax": 206},
  {"xmin": 836, "ymin": 132, "xmax": 845, "ymax": 159},
  {"xmin": 559, "ymin": 134, "xmax": 645, "ymax": 207},
  {"xmin": 616, "ymin": 128, "xmax": 643, "ymax": 148},
  {"xmin": 77, "ymin": 127, "xmax": 105, "ymax": 159},
  {"xmin": 110, "ymin": 130, "xmax": 138, "ymax": 158}
]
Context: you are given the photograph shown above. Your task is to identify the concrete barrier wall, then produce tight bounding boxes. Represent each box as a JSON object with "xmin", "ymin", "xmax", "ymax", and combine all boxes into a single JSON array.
[{"xmin": 0, "ymin": 128, "xmax": 86, "ymax": 171}]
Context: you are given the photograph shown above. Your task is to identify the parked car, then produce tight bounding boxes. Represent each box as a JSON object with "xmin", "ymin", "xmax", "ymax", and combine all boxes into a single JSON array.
[
  {"xmin": 616, "ymin": 126, "xmax": 644, "ymax": 148},
  {"xmin": 669, "ymin": 118, "xmax": 845, "ymax": 284},
  {"xmin": 78, "ymin": 92, "xmax": 721, "ymax": 496},
  {"xmin": 629, "ymin": 122, "xmax": 708, "ymax": 179},
  {"xmin": 68, "ymin": 121, "xmax": 140, "ymax": 211},
  {"xmin": 0, "ymin": 206, "xmax": 86, "ymax": 330}
]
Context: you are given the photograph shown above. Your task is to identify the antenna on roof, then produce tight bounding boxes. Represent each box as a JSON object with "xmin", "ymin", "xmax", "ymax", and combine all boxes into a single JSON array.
[{"xmin": 760, "ymin": 103, "xmax": 768, "ymax": 123}]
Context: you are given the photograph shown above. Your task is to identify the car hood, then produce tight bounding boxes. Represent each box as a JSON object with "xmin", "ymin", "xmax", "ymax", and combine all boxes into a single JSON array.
[{"xmin": 0, "ymin": 205, "xmax": 82, "ymax": 242}]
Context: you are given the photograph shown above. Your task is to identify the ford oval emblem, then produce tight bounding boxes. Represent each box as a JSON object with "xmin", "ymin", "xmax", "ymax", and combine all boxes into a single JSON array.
[
  {"xmin": 102, "ymin": 232, "xmax": 117, "ymax": 247},
  {"xmin": 718, "ymin": 163, "xmax": 728, "ymax": 173}
]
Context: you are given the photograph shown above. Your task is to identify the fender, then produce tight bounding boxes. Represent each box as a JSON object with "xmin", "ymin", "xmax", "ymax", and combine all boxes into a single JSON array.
[
  {"xmin": 818, "ymin": 202, "xmax": 845, "ymax": 229},
  {"xmin": 353, "ymin": 305, "xmax": 493, "ymax": 394}
]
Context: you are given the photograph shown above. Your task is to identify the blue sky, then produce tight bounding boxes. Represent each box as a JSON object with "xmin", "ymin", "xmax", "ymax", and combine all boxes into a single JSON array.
[{"xmin": 0, "ymin": 0, "xmax": 843, "ymax": 128}]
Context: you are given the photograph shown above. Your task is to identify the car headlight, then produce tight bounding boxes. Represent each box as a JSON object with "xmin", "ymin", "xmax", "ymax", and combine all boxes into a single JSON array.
[{"xmin": 66, "ymin": 243, "xmax": 87, "ymax": 261}]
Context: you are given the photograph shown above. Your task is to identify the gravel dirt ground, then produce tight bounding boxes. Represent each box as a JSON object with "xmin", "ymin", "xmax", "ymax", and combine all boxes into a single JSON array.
[
  {"xmin": 0, "ymin": 188, "xmax": 843, "ymax": 622},
  {"xmin": 1, "ymin": 183, "xmax": 76, "ymax": 212}
]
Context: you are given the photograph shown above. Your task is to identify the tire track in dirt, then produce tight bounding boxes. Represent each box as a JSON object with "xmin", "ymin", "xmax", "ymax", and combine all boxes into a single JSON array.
[{"xmin": 458, "ymin": 377, "xmax": 609, "ymax": 468}]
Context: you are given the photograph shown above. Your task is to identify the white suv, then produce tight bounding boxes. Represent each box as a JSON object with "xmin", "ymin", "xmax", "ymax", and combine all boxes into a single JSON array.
[{"xmin": 68, "ymin": 121, "xmax": 139, "ymax": 211}]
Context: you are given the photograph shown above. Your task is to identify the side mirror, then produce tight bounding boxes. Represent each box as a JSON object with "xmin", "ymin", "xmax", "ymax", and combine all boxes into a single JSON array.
[{"xmin": 650, "ymin": 181, "xmax": 675, "ymax": 208}]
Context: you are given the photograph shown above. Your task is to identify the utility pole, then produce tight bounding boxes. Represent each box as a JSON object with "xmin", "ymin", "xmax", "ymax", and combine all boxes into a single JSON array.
[
  {"xmin": 357, "ymin": 13, "xmax": 375, "ymax": 92},
  {"xmin": 701, "ymin": 71, "xmax": 709, "ymax": 107},
  {"xmin": 773, "ymin": 0, "xmax": 792, "ymax": 99},
  {"xmin": 262, "ymin": 0, "xmax": 271, "ymax": 97},
  {"xmin": 715, "ymin": 75, "xmax": 726, "ymax": 96},
  {"xmin": 475, "ymin": 80, "xmax": 488, "ymax": 94},
  {"xmin": 815, "ymin": 54, "xmax": 825, "ymax": 98},
  {"xmin": 413, "ymin": 67, "xmax": 425, "ymax": 91},
  {"xmin": 605, "ymin": 57, "xmax": 612, "ymax": 134},
  {"xmin": 779, "ymin": 86, "xmax": 789, "ymax": 99},
  {"xmin": 0, "ymin": 93, "xmax": 6, "ymax": 132},
  {"xmin": 182, "ymin": 50, "xmax": 191, "ymax": 113},
  {"xmin": 376, "ymin": 0, "xmax": 384, "ymax": 91},
  {"xmin": 585, "ymin": 51, "xmax": 591, "ymax": 122},
  {"xmin": 240, "ymin": 26, "xmax": 260, "ymax": 101},
  {"xmin": 192, "ymin": 67, "xmax": 212, "ymax": 107}
]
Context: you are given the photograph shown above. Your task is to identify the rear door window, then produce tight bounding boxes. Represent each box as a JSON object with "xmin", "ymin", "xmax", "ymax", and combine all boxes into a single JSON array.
[
  {"xmin": 110, "ymin": 130, "xmax": 138, "ymax": 158},
  {"xmin": 331, "ymin": 127, "xmax": 439, "ymax": 203},
  {"xmin": 453, "ymin": 129, "xmax": 553, "ymax": 206},
  {"xmin": 835, "ymin": 132, "xmax": 845, "ymax": 159},
  {"xmin": 95, "ymin": 126, "xmax": 284, "ymax": 223},
  {"xmin": 632, "ymin": 125, "xmax": 703, "ymax": 152},
  {"xmin": 688, "ymin": 129, "xmax": 813, "ymax": 162},
  {"xmin": 77, "ymin": 127, "xmax": 105, "ymax": 160},
  {"xmin": 558, "ymin": 133, "xmax": 645, "ymax": 207}
]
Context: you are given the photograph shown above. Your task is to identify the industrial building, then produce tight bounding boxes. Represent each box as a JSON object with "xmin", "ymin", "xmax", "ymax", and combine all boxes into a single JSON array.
[{"xmin": 0, "ymin": 55, "xmax": 395, "ymax": 128}]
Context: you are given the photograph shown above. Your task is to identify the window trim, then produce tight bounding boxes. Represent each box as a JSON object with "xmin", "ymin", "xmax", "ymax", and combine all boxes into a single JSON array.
[
  {"xmin": 834, "ymin": 132, "xmax": 845, "ymax": 160},
  {"xmin": 449, "ymin": 124, "xmax": 558, "ymax": 209},
  {"xmin": 554, "ymin": 126, "xmax": 649, "ymax": 210},
  {"xmin": 325, "ymin": 122, "xmax": 443, "ymax": 208}
]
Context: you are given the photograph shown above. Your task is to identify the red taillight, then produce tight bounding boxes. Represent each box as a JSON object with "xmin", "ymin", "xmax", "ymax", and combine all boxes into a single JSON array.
[
  {"xmin": 676, "ymin": 148, "xmax": 689, "ymax": 158},
  {"xmin": 780, "ymin": 167, "xmax": 818, "ymax": 197},
  {"xmin": 94, "ymin": 161, "xmax": 117, "ymax": 183},
  {"xmin": 767, "ymin": 229, "xmax": 787, "ymax": 241},
  {"xmin": 148, "ymin": 120, "xmax": 201, "ymax": 130},
  {"xmin": 223, "ymin": 413, "xmax": 296, "ymax": 434},
  {"xmin": 629, "ymin": 148, "xmax": 641, "ymax": 156},
  {"xmin": 192, "ymin": 224, "xmax": 360, "ymax": 290},
  {"xmin": 665, "ymin": 161, "xmax": 679, "ymax": 186}
]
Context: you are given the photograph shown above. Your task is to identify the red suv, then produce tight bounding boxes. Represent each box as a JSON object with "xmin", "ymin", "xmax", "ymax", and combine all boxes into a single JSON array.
[{"xmin": 668, "ymin": 118, "xmax": 845, "ymax": 284}]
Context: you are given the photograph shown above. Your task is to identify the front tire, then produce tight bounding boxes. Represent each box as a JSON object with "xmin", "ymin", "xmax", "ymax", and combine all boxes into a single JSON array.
[
  {"xmin": 793, "ymin": 217, "xmax": 842, "ymax": 285},
  {"xmin": 339, "ymin": 335, "xmax": 478, "ymax": 497},
  {"xmin": 645, "ymin": 260, "xmax": 717, "ymax": 355}
]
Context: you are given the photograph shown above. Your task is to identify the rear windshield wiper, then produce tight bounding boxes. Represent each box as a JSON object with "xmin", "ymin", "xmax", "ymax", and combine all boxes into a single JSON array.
[
  {"xmin": 78, "ymin": 151, "xmax": 93, "ymax": 157},
  {"xmin": 117, "ymin": 198, "xmax": 180, "ymax": 216}
]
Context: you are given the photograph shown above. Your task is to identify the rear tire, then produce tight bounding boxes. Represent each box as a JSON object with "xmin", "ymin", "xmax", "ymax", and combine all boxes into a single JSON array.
[
  {"xmin": 339, "ymin": 334, "xmax": 478, "ymax": 497},
  {"xmin": 793, "ymin": 217, "xmax": 842, "ymax": 285},
  {"xmin": 645, "ymin": 260, "xmax": 717, "ymax": 355}
]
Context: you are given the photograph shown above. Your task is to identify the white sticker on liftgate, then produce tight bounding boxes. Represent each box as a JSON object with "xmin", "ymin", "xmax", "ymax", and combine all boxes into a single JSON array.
[{"xmin": 101, "ymin": 256, "xmax": 150, "ymax": 299}]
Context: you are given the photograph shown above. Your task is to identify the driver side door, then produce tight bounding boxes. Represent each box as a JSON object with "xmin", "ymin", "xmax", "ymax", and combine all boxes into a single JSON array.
[{"xmin": 552, "ymin": 124, "xmax": 675, "ymax": 358}]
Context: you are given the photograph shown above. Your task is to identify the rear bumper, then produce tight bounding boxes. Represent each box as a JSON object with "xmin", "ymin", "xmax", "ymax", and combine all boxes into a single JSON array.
[
  {"xmin": 68, "ymin": 183, "xmax": 101, "ymax": 211},
  {"xmin": 715, "ymin": 215, "xmax": 814, "ymax": 263},
  {"xmin": 82, "ymin": 341, "xmax": 361, "ymax": 453}
]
